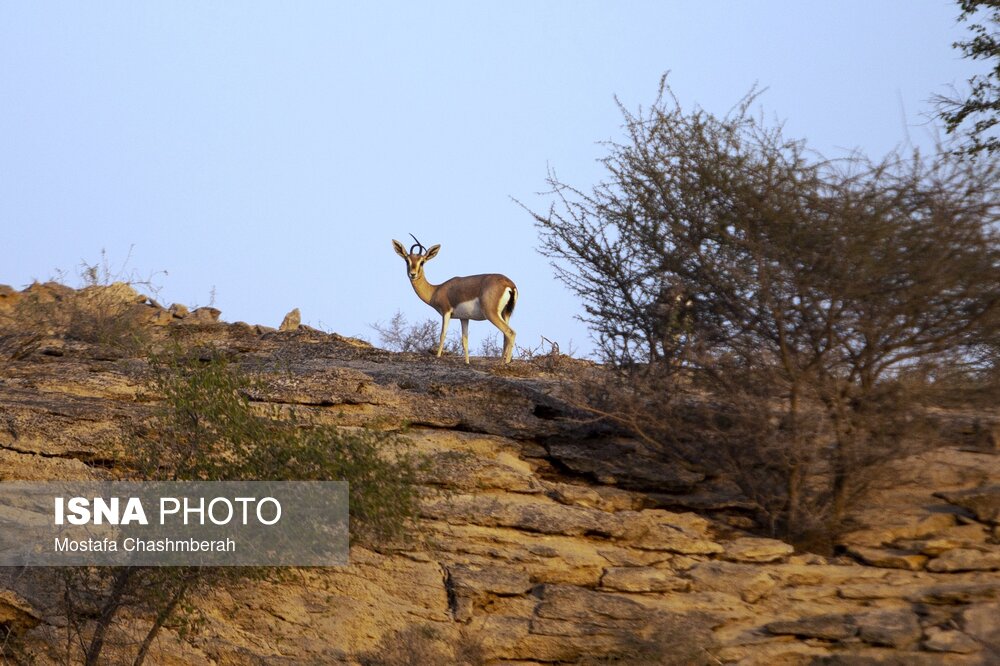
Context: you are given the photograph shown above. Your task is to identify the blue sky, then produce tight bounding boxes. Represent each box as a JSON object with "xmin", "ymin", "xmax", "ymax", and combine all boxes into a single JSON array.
[{"xmin": 0, "ymin": 2, "xmax": 986, "ymax": 357}]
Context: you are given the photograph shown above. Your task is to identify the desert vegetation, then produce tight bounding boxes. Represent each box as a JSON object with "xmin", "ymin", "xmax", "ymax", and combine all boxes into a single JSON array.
[{"xmin": 532, "ymin": 78, "xmax": 1000, "ymax": 547}]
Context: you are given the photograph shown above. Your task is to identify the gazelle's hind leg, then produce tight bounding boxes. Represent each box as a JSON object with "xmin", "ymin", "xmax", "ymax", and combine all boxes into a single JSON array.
[
  {"xmin": 485, "ymin": 311, "xmax": 516, "ymax": 363},
  {"xmin": 460, "ymin": 319, "xmax": 470, "ymax": 364},
  {"xmin": 437, "ymin": 312, "xmax": 452, "ymax": 357}
]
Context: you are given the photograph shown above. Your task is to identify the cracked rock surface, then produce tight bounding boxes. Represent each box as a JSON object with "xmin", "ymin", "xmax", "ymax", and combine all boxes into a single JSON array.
[{"xmin": 0, "ymin": 286, "xmax": 998, "ymax": 664}]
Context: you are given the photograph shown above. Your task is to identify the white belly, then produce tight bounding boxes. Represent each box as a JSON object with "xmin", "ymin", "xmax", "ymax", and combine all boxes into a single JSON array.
[{"xmin": 452, "ymin": 298, "xmax": 485, "ymax": 320}]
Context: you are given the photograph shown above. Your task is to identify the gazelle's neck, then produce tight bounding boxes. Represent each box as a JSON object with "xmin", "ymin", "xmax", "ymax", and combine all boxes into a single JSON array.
[{"xmin": 410, "ymin": 273, "xmax": 437, "ymax": 306}]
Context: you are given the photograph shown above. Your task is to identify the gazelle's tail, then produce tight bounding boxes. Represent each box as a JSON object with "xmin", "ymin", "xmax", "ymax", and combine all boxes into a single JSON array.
[{"xmin": 502, "ymin": 286, "xmax": 517, "ymax": 322}]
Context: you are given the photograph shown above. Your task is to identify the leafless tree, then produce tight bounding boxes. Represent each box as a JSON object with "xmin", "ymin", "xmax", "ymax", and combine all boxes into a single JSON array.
[{"xmin": 532, "ymin": 77, "xmax": 1000, "ymax": 541}]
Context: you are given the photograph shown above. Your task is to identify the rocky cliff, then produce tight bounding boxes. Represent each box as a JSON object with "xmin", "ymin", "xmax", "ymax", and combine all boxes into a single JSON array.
[{"xmin": 0, "ymin": 282, "xmax": 997, "ymax": 665}]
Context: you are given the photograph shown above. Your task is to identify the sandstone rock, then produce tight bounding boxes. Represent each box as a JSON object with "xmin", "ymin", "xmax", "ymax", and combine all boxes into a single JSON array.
[
  {"xmin": 168, "ymin": 303, "xmax": 190, "ymax": 318},
  {"xmin": 188, "ymin": 306, "xmax": 221, "ymax": 323},
  {"xmin": 765, "ymin": 613, "xmax": 857, "ymax": 641},
  {"xmin": 935, "ymin": 484, "xmax": 1000, "ymax": 525},
  {"xmin": 279, "ymin": 308, "xmax": 301, "ymax": 331},
  {"xmin": 722, "ymin": 536, "xmax": 794, "ymax": 563},
  {"xmin": 599, "ymin": 566, "xmax": 691, "ymax": 593},
  {"xmin": 907, "ymin": 581, "xmax": 1000, "ymax": 604},
  {"xmin": 894, "ymin": 524, "xmax": 989, "ymax": 556},
  {"xmin": 630, "ymin": 527, "xmax": 724, "ymax": 555},
  {"xmin": 714, "ymin": 641, "xmax": 831, "ymax": 664},
  {"xmin": 421, "ymin": 448, "xmax": 540, "ymax": 494},
  {"xmin": 788, "ymin": 553, "xmax": 828, "ymax": 565},
  {"xmin": 923, "ymin": 626, "xmax": 981, "ymax": 654},
  {"xmin": 533, "ymin": 583, "xmax": 648, "ymax": 625},
  {"xmin": 962, "ymin": 602, "xmax": 1000, "ymax": 647},
  {"xmin": 0, "ymin": 589, "xmax": 41, "ymax": 633},
  {"xmin": 78, "ymin": 281, "xmax": 145, "ymax": 305},
  {"xmin": 1, "ymin": 306, "xmax": 998, "ymax": 665},
  {"xmin": 447, "ymin": 565, "xmax": 532, "ymax": 622},
  {"xmin": 547, "ymin": 483, "xmax": 643, "ymax": 512},
  {"xmin": 768, "ymin": 563, "xmax": 889, "ymax": 588},
  {"xmin": 622, "ymin": 510, "xmax": 724, "ymax": 554},
  {"xmin": 23, "ymin": 280, "xmax": 74, "ymax": 302},
  {"xmin": 595, "ymin": 548, "xmax": 670, "ymax": 568},
  {"xmin": 838, "ymin": 582, "xmax": 934, "ymax": 601},
  {"xmin": 521, "ymin": 584, "xmax": 718, "ymax": 663},
  {"xmin": 0, "ymin": 284, "xmax": 19, "ymax": 311},
  {"xmin": 855, "ymin": 608, "xmax": 922, "ymax": 649},
  {"xmin": 684, "ymin": 561, "xmax": 777, "ymax": 603},
  {"xmin": 846, "ymin": 545, "xmax": 928, "ymax": 571},
  {"xmin": 129, "ymin": 302, "xmax": 173, "ymax": 326},
  {"xmin": 926, "ymin": 547, "xmax": 1000, "ymax": 572},
  {"xmin": 839, "ymin": 512, "xmax": 957, "ymax": 549},
  {"xmin": 420, "ymin": 494, "xmax": 619, "ymax": 537},
  {"xmin": 815, "ymin": 650, "xmax": 974, "ymax": 665}
]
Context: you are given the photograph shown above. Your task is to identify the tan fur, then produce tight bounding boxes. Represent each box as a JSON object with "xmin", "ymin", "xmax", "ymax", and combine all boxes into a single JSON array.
[{"xmin": 392, "ymin": 239, "xmax": 517, "ymax": 363}]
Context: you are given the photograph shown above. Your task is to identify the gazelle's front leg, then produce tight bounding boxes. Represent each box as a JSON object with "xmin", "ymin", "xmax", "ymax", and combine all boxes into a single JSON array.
[
  {"xmin": 437, "ymin": 311, "xmax": 452, "ymax": 357},
  {"xmin": 460, "ymin": 319, "xmax": 470, "ymax": 364}
]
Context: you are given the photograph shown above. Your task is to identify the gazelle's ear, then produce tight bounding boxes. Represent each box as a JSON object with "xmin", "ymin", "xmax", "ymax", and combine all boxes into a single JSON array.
[
  {"xmin": 425, "ymin": 244, "xmax": 441, "ymax": 260},
  {"xmin": 392, "ymin": 239, "xmax": 408, "ymax": 258}
]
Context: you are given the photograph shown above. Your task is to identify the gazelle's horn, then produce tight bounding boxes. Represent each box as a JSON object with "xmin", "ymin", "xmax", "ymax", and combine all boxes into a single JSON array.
[{"xmin": 408, "ymin": 233, "xmax": 427, "ymax": 255}]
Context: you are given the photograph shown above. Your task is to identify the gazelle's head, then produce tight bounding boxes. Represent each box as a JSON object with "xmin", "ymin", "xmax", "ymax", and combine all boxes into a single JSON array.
[{"xmin": 392, "ymin": 234, "xmax": 440, "ymax": 281}]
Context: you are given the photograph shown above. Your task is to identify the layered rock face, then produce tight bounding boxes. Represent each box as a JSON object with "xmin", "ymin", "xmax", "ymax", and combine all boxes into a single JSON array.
[{"xmin": 0, "ymin": 284, "xmax": 997, "ymax": 665}]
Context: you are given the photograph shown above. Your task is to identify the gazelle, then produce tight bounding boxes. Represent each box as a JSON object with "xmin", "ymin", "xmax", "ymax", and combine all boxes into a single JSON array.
[{"xmin": 392, "ymin": 234, "xmax": 517, "ymax": 363}]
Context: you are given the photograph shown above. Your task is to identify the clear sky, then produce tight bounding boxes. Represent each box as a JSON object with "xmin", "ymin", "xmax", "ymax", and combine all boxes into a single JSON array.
[{"xmin": 0, "ymin": 2, "xmax": 986, "ymax": 357}]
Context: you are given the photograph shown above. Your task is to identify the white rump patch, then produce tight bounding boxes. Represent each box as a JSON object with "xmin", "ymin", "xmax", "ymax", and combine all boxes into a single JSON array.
[
  {"xmin": 497, "ymin": 288, "xmax": 513, "ymax": 319},
  {"xmin": 452, "ymin": 298, "xmax": 485, "ymax": 320}
]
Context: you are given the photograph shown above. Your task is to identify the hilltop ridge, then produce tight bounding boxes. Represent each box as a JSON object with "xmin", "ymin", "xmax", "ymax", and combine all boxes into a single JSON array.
[{"xmin": 0, "ymin": 281, "xmax": 997, "ymax": 664}]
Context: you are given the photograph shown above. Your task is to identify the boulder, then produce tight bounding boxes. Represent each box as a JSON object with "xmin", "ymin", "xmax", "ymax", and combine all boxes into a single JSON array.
[
  {"xmin": 279, "ymin": 308, "xmax": 301, "ymax": 331},
  {"xmin": 168, "ymin": 303, "xmax": 190, "ymax": 318}
]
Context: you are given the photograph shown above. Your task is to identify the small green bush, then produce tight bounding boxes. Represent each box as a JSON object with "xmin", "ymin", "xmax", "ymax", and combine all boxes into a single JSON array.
[{"xmin": 137, "ymin": 348, "xmax": 424, "ymax": 543}]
